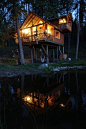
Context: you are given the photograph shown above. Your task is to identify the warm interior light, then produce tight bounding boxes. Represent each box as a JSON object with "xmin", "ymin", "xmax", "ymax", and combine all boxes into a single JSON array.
[
  {"xmin": 33, "ymin": 26, "xmax": 36, "ymax": 35},
  {"xmin": 47, "ymin": 25, "xmax": 51, "ymax": 34},
  {"xmin": 63, "ymin": 18, "xmax": 66, "ymax": 23},
  {"xmin": 39, "ymin": 20, "xmax": 43, "ymax": 24},
  {"xmin": 45, "ymin": 29, "xmax": 47, "ymax": 33},
  {"xmin": 33, "ymin": 26, "xmax": 36, "ymax": 31},
  {"xmin": 59, "ymin": 19, "xmax": 63, "ymax": 23},
  {"xmin": 55, "ymin": 30, "xmax": 60, "ymax": 39},
  {"xmin": 22, "ymin": 28, "xmax": 31, "ymax": 34},
  {"xmin": 59, "ymin": 18, "xmax": 66, "ymax": 24}
]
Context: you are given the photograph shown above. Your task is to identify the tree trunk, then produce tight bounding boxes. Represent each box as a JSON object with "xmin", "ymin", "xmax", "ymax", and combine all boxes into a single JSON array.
[
  {"xmin": 75, "ymin": 19, "xmax": 80, "ymax": 60},
  {"xmin": 68, "ymin": 32, "xmax": 71, "ymax": 58},
  {"xmin": 75, "ymin": 1, "xmax": 80, "ymax": 60},
  {"xmin": 16, "ymin": 17, "xmax": 25, "ymax": 65},
  {"xmin": 66, "ymin": 0, "xmax": 71, "ymax": 58}
]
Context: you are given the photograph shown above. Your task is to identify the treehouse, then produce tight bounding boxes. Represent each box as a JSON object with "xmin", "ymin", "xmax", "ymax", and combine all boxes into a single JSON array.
[{"xmin": 14, "ymin": 12, "xmax": 72, "ymax": 63}]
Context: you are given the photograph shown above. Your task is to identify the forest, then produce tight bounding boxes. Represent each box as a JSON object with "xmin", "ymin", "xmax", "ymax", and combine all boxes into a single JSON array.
[{"xmin": 0, "ymin": 0, "xmax": 86, "ymax": 64}]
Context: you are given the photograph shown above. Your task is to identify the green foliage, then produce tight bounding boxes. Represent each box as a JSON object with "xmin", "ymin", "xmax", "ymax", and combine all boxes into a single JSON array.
[
  {"xmin": 1, "ymin": 59, "xmax": 16, "ymax": 65},
  {"xmin": 41, "ymin": 65, "xmax": 53, "ymax": 72},
  {"xmin": 50, "ymin": 60, "xmax": 86, "ymax": 67},
  {"xmin": 0, "ymin": 46, "xmax": 17, "ymax": 58},
  {"xmin": 0, "ymin": 59, "xmax": 86, "ymax": 72},
  {"xmin": 0, "ymin": 63, "xmax": 41, "ymax": 71},
  {"xmin": 19, "ymin": 63, "xmax": 40, "ymax": 70}
]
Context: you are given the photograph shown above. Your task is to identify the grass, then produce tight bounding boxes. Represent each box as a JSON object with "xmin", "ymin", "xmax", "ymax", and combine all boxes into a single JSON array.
[
  {"xmin": 0, "ymin": 59, "xmax": 86, "ymax": 72},
  {"xmin": 50, "ymin": 59, "xmax": 86, "ymax": 67},
  {"xmin": 0, "ymin": 62, "xmax": 41, "ymax": 72},
  {"xmin": 1, "ymin": 59, "xmax": 17, "ymax": 65}
]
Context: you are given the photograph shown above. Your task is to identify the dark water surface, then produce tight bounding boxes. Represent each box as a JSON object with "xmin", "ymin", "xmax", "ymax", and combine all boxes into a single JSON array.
[{"xmin": 0, "ymin": 70, "xmax": 86, "ymax": 129}]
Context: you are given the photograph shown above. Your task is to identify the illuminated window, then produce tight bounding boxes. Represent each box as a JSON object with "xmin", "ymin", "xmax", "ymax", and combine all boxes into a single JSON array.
[
  {"xmin": 47, "ymin": 25, "xmax": 52, "ymax": 34},
  {"xmin": 59, "ymin": 18, "xmax": 66, "ymax": 24},
  {"xmin": 22, "ymin": 28, "xmax": 31, "ymax": 36},
  {"xmin": 39, "ymin": 20, "xmax": 43, "ymax": 24},
  {"xmin": 32, "ymin": 26, "xmax": 36, "ymax": 35},
  {"xmin": 55, "ymin": 30, "xmax": 60, "ymax": 39}
]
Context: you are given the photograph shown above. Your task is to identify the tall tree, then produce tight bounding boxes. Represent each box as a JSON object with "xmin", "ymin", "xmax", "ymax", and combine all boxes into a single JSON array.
[
  {"xmin": 63, "ymin": 0, "xmax": 74, "ymax": 57},
  {"xmin": 75, "ymin": 0, "xmax": 85, "ymax": 60},
  {"xmin": 75, "ymin": 0, "xmax": 80, "ymax": 60},
  {"xmin": 0, "ymin": 0, "xmax": 10, "ymax": 46},
  {"xmin": 5, "ymin": 0, "xmax": 26, "ymax": 64}
]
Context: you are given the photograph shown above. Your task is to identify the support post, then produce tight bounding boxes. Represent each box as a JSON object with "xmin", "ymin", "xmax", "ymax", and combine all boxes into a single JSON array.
[
  {"xmin": 35, "ymin": 48, "xmax": 37, "ymax": 62},
  {"xmin": 33, "ymin": 47, "xmax": 36, "ymax": 62},
  {"xmin": 56, "ymin": 46, "xmax": 59, "ymax": 62},
  {"xmin": 46, "ymin": 45, "xmax": 49, "ymax": 63},
  {"xmin": 63, "ymin": 46, "xmax": 64, "ymax": 54},
  {"xmin": 31, "ymin": 47, "xmax": 33, "ymax": 63},
  {"xmin": 53, "ymin": 48, "xmax": 55, "ymax": 62}
]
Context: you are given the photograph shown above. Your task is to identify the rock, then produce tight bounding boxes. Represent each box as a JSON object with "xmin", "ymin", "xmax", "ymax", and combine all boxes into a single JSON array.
[
  {"xmin": 52, "ymin": 68, "xmax": 60, "ymax": 72},
  {"xmin": 38, "ymin": 63, "xmax": 48, "ymax": 69}
]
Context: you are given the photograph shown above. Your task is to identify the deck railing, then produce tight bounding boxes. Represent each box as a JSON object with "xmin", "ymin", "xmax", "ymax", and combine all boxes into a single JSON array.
[
  {"xmin": 21, "ymin": 33, "xmax": 54, "ymax": 43},
  {"xmin": 59, "ymin": 23, "xmax": 72, "ymax": 32}
]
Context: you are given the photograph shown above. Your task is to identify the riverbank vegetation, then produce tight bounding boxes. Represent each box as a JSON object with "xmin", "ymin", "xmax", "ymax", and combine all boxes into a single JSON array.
[{"xmin": 0, "ymin": 59, "xmax": 86, "ymax": 72}]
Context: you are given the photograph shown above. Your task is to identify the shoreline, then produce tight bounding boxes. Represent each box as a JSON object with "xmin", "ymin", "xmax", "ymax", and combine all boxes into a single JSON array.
[{"xmin": 0, "ymin": 65, "xmax": 86, "ymax": 77}]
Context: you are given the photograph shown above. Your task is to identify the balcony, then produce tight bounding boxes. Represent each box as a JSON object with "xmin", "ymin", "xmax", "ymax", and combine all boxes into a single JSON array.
[
  {"xmin": 59, "ymin": 23, "xmax": 72, "ymax": 32},
  {"xmin": 20, "ymin": 33, "xmax": 55, "ymax": 45}
]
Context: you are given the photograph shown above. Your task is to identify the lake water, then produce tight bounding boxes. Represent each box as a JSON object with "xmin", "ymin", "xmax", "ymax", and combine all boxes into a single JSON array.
[{"xmin": 0, "ymin": 70, "xmax": 86, "ymax": 129}]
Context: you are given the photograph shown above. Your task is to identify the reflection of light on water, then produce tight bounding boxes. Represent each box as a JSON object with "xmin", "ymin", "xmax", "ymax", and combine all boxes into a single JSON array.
[
  {"xmin": 27, "ymin": 97, "xmax": 30, "ymax": 101},
  {"xmin": 23, "ymin": 95, "xmax": 45, "ymax": 108},
  {"xmin": 24, "ymin": 96, "xmax": 31, "ymax": 102},
  {"xmin": 60, "ymin": 103, "xmax": 66, "ymax": 108}
]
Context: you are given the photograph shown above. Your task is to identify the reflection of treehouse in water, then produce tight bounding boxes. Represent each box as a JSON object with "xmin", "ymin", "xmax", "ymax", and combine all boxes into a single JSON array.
[{"xmin": 22, "ymin": 73, "xmax": 71, "ymax": 116}]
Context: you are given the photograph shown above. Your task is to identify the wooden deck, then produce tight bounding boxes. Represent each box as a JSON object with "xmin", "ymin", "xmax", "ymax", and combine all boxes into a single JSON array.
[
  {"xmin": 19, "ymin": 33, "xmax": 64, "ymax": 47},
  {"xmin": 21, "ymin": 33, "xmax": 54, "ymax": 43}
]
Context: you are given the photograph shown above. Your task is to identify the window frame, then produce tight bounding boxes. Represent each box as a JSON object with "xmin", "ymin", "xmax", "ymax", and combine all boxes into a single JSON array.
[{"xmin": 55, "ymin": 30, "xmax": 60, "ymax": 39}]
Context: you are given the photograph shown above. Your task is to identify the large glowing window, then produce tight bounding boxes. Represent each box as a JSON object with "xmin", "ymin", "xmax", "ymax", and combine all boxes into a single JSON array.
[
  {"xmin": 39, "ymin": 20, "xmax": 43, "ymax": 24},
  {"xmin": 55, "ymin": 30, "xmax": 60, "ymax": 39},
  {"xmin": 59, "ymin": 18, "xmax": 66, "ymax": 24},
  {"xmin": 47, "ymin": 25, "xmax": 54, "ymax": 35},
  {"xmin": 22, "ymin": 28, "xmax": 31, "ymax": 36},
  {"xmin": 32, "ymin": 26, "xmax": 36, "ymax": 35},
  {"xmin": 38, "ymin": 21, "xmax": 44, "ymax": 34},
  {"xmin": 47, "ymin": 25, "xmax": 52, "ymax": 34}
]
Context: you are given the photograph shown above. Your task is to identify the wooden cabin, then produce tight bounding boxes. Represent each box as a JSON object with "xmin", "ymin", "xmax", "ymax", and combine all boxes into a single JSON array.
[{"xmin": 14, "ymin": 12, "xmax": 72, "ymax": 63}]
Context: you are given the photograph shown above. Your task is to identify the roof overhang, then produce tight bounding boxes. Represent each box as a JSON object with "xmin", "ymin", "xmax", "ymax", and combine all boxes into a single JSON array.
[{"xmin": 20, "ymin": 11, "xmax": 61, "ymax": 31}]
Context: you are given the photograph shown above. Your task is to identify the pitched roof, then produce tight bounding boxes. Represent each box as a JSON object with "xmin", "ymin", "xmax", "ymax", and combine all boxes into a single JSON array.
[{"xmin": 20, "ymin": 11, "xmax": 60, "ymax": 31}]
